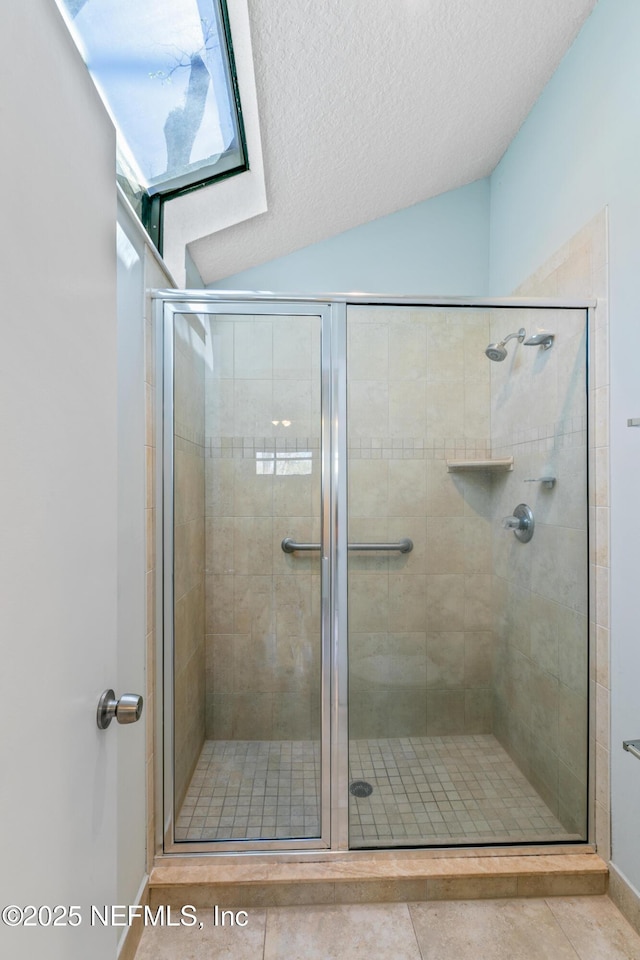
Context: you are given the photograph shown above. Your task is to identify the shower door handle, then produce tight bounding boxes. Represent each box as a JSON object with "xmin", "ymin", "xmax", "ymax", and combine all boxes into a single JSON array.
[{"xmin": 281, "ymin": 537, "xmax": 413, "ymax": 554}]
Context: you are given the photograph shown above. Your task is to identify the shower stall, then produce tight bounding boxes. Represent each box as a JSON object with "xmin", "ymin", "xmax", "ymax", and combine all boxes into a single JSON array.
[{"xmin": 156, "ymin": 292, "xmax": 591, "ymax": 854}]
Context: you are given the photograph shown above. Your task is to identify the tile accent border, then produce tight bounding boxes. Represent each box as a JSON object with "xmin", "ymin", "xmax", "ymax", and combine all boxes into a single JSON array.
[{"xmin": 204, "ymin": 436, "xmax": 491, "ymax": 461}]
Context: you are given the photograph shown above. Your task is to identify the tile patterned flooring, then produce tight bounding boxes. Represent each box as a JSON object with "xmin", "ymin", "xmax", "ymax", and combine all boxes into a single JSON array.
[
  {"xmin": 349, "ymin": 734, "xmax": 577, "ymax": 846},
  {"xmin": 134, "ymin": 896, "xmax": 640, "ymax": 960},
  {"xmin": 176, "ymin": 739, "xmax": 321, "ymax": 841},
  {"xmin": 176, "ymin": 734, "xmax": 578, "ymax": 845}
]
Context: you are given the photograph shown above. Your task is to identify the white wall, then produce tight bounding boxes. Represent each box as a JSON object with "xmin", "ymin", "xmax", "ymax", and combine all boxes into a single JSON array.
[
  {"xmin": 0, "ymin": 4, "xmax": 150, "ymax": 957},
  {"xmin": 0, "ymin": 2, "xmax": 119, "ymax": 957},
  {"xmin": 489, "ymin": 0, "xmax": 640, "ymax": 892},
  {"xmin": 208, "ymin": 178, "xmax": 490, "ymax": 295}
]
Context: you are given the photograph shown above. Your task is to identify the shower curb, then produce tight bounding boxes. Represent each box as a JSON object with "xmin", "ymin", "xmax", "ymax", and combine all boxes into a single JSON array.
[{"xmin": 148, "ymin": 852, "xmax": 607, "ymax": 908}]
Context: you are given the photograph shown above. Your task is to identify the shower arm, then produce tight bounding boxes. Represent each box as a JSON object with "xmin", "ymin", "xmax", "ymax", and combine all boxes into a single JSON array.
[
  {"xmin": 502, "ymin": 330, "xmax": 525, "ymax": 345},
  {"xmin": 281, "ymin": 537, "xmax": 413, "ymax": 554}
]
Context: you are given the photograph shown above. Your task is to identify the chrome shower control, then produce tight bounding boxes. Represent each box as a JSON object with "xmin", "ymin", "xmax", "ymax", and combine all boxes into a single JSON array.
[
  {"xmin": 525, "ymin": 476, "xmax": 556, "ymax": 489},
  {"xmin": 502, "ymin": 503, "xmax": 534, "ymax": 543},
  {"xmin": 97, "ymin": 689, "xmax": 144, "ymax": 729}
]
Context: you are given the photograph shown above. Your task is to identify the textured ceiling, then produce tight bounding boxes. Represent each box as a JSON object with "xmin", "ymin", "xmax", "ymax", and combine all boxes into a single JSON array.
[{"xmin": 189, "ymin": 0, "xmax": 597, "ymax": 284}]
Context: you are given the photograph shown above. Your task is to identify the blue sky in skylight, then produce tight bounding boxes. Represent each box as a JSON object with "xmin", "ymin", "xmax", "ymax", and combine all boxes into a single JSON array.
[{"xmin": 69, "ymin": 0, "xmax": 235, "ymax": 186}]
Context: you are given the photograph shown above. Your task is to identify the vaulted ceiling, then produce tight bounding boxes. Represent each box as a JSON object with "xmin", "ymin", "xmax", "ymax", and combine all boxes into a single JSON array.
[{"xmin": 188, "ymin": 0, "xmax": 597, "ymax": 284}]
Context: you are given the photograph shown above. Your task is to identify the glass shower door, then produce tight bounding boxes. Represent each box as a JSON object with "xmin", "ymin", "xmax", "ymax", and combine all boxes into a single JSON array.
[
  {"xmin": 346, "ymin": 303, "xmax": 589, "ymax": 848},
  {"xmin": 166, "ymin": 300, "xmax": 331, "ymax": 850},
  {"xmin": 161, "ymin": 293, "xmax": 590, "ymax": 853}
]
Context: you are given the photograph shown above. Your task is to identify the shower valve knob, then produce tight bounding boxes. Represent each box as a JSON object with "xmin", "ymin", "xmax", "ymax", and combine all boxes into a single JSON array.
[
  {"xmin": 502, "ymin": 503, "xmax": 535, "ymax": 543},
  {"xmin": 502, "ymin": 515, "xmax": 522, "ymax": 529},
  {"xmin": 97, "ymin": 689, "xmax": 144, "ymax": 729}
]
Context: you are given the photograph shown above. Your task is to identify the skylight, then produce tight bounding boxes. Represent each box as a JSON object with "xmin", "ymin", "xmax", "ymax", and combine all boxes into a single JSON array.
[{"xmin": 58, "ymin": 0, "xmax": 247, "ymax": 245}]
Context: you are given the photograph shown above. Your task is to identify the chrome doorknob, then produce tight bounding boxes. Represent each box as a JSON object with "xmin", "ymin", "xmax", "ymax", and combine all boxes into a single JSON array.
[{"xmin": 97, "ymin": 689, "xmax": 144, "ymax": 729}]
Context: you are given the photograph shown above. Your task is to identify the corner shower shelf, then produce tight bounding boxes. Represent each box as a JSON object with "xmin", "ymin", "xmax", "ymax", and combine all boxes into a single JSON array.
[{"xmin": 446, "ymin": 457, "xmax": 514, "ymax": 472}]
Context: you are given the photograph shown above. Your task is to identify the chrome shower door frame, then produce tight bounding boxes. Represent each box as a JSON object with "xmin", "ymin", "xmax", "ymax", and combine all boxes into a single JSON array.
[
  {"xmin": 158, "ymin": 296, "xmax": 336, "ymax": 853},
  {"xmin": 156, "ymin": 290, "xmax": 596, "ymax": 857}
]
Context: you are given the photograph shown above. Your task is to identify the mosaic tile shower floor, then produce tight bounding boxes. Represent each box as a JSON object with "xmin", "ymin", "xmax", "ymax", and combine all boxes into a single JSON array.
[
  {"xmin": 348, "ymin": 735, "xmax": 579, "ymax": 846},
  {"xmin": 175, "ymin": 734, "xmax": 579, "ymax": 845}
]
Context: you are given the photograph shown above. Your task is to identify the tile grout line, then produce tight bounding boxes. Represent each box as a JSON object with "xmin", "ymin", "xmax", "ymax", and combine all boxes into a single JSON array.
[
  {"xmin": 261, "ymin": 904, "xmax": 269, "ymax": 960},
  {"xmin": 407, "ymin": 901, "xmax": 427, "ymax": 960},
  {"xmin": 541, "ymin": 898, "xmax": 585, "ymax": 960}
]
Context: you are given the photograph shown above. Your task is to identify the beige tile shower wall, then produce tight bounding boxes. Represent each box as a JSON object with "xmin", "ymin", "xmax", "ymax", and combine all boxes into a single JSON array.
[
  {"xmin": 347, "ymin": 307, "xmax": 494, "ymax": 739},
  {"xmin": 513, "ymin": 211, "xmax": 610, "ymax": 857},
  {"xmin": 492, "ymin": 209, "xmax": 609, "ymax": 846},
  {"xmin": 490, "ymin": 307, "xmax": 588, "ymax": 835},
  {"xmin": 204, "ymin": 316, "xmax": 322, "ymax": 741},
  {"xmin": 173, "ymin": 313, "xmax": 206, "ymax": 811}
]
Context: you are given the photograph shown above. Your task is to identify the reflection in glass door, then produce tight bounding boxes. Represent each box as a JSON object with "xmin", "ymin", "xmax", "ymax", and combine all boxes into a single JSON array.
[{"xmin": 166, "ymin": 301, "xmax": 330, "ymax": 850}]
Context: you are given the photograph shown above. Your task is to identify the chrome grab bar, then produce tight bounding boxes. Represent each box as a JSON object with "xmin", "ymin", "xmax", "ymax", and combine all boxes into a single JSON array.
[{"xmin": 281, "ymin": 537, "xmax": 413, "ymax": 554}]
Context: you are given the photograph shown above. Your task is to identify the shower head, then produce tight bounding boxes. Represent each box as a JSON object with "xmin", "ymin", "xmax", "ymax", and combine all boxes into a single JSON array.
[
  {"xmin": 484, "ymin": 328, "xmax": 526, "ymax": 362},
  {"xmin": 485, "ymin": 342, "xmax": 508, "ymax": 362}
]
